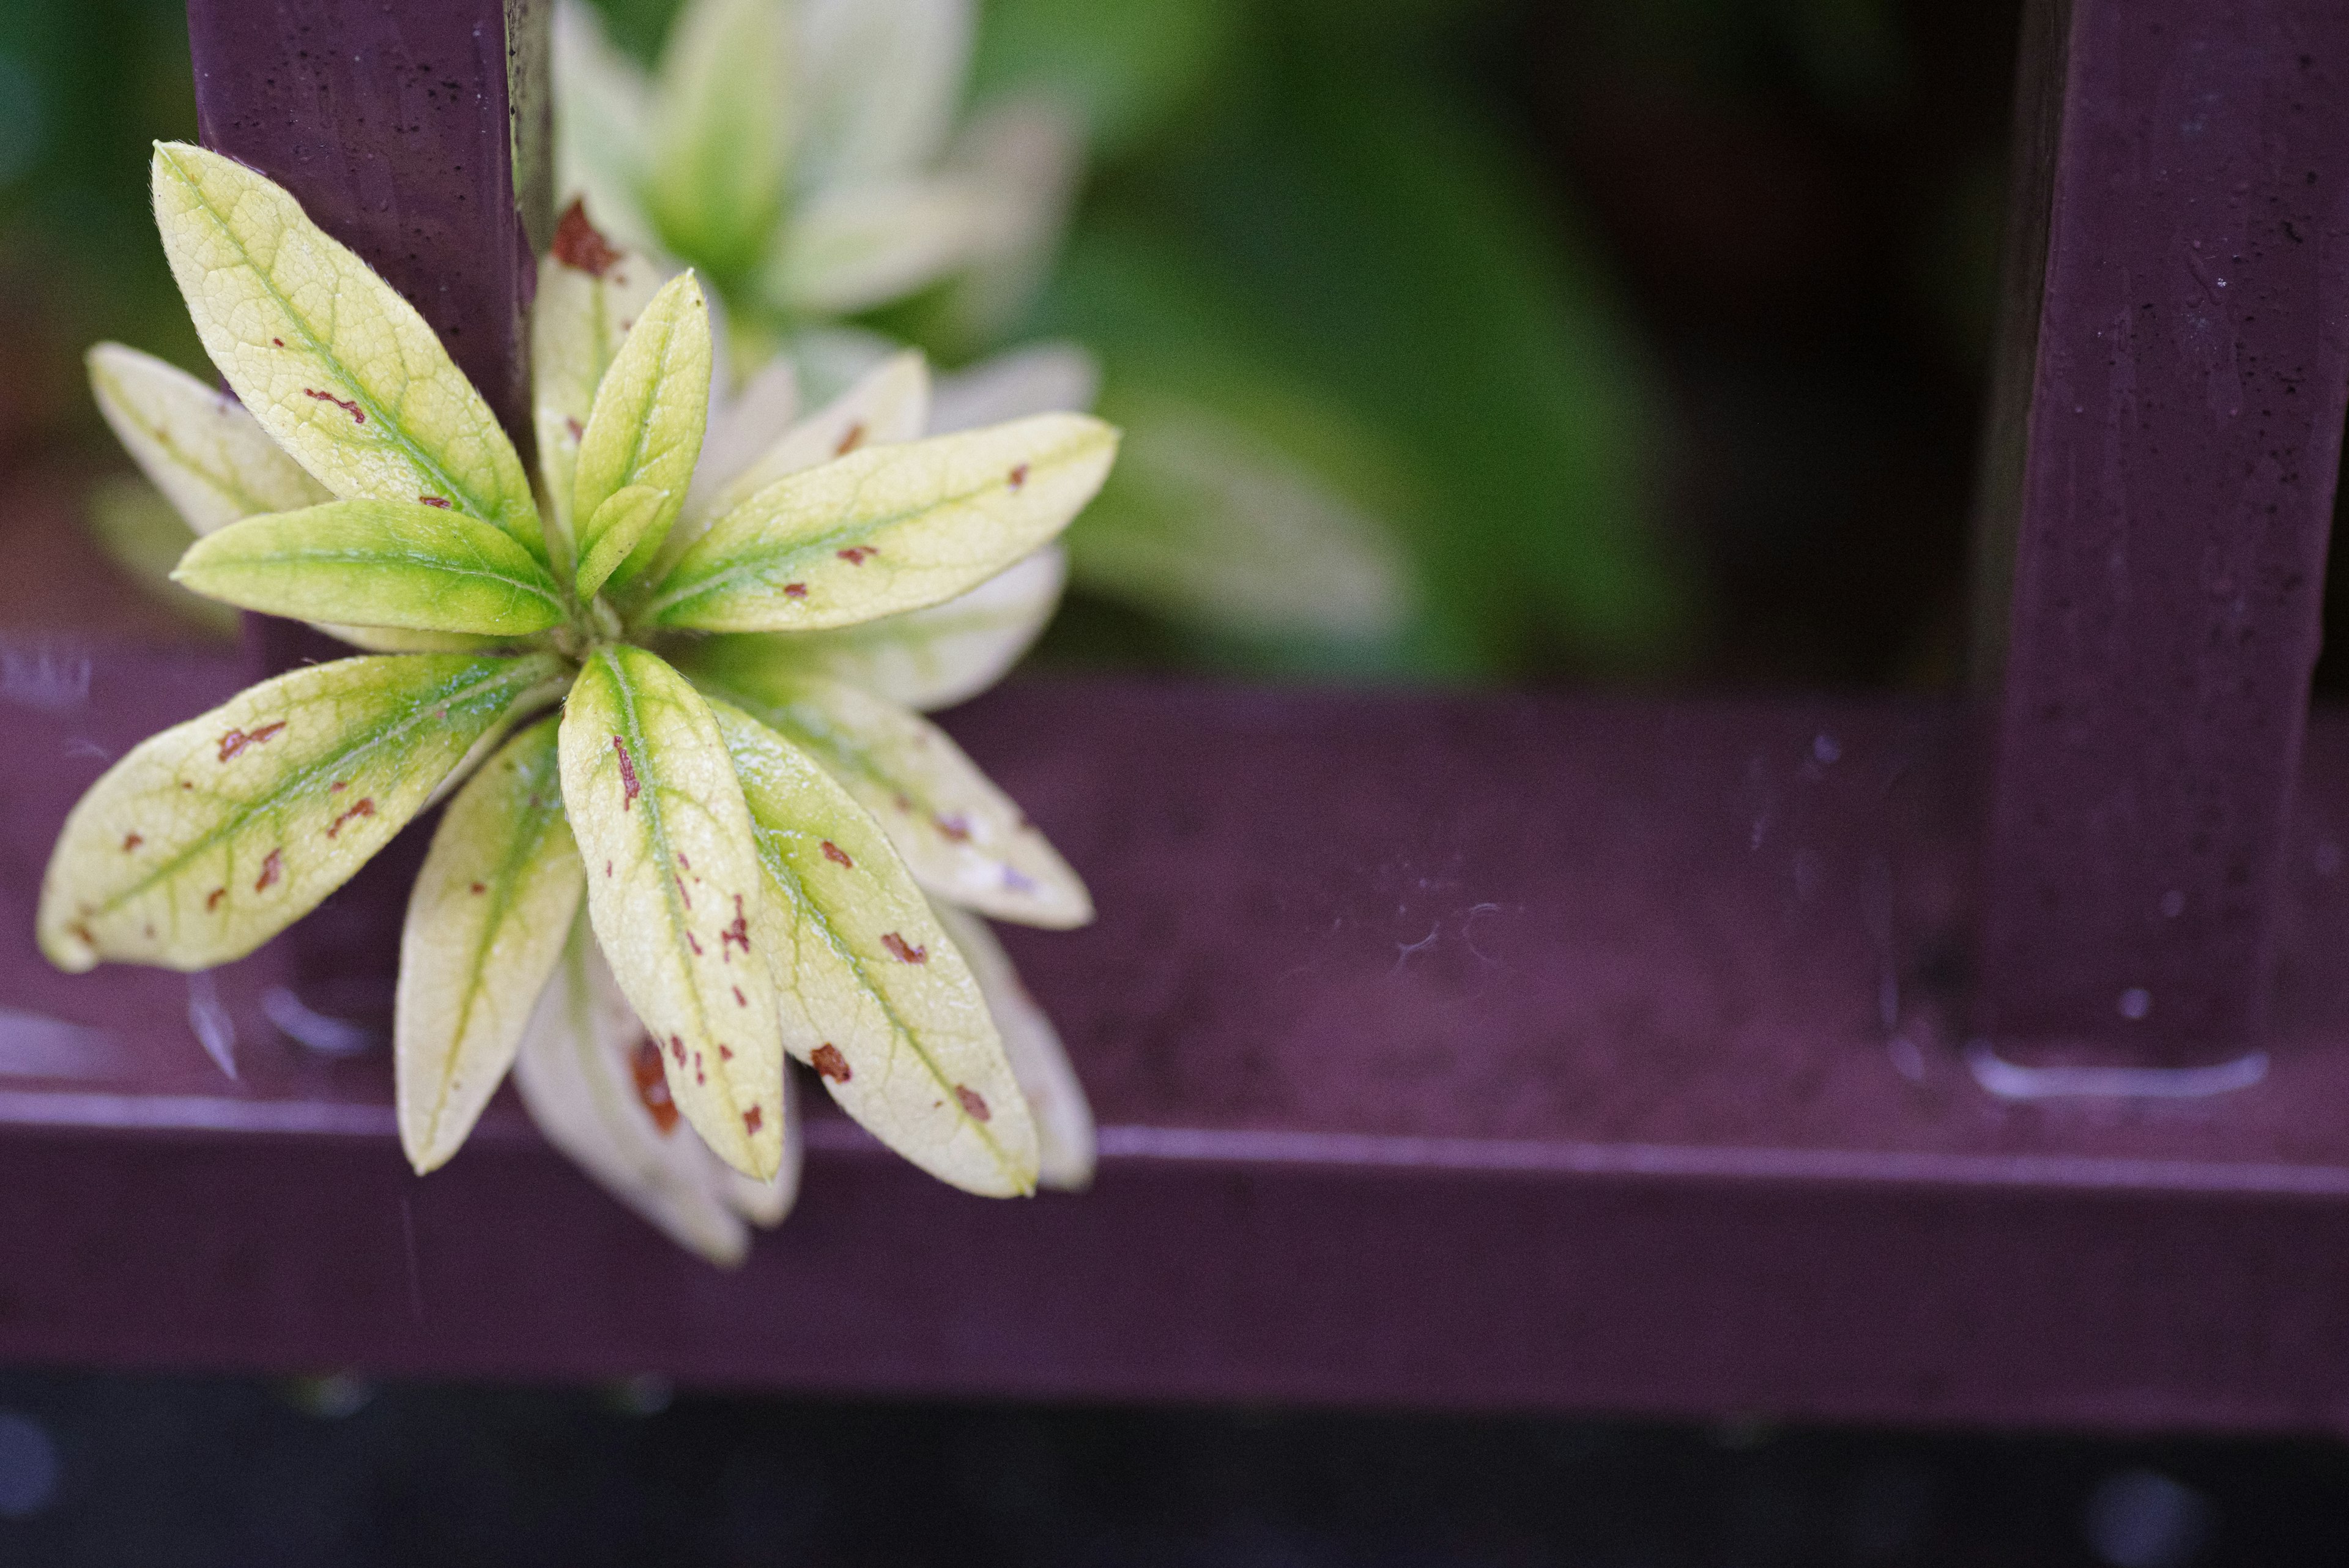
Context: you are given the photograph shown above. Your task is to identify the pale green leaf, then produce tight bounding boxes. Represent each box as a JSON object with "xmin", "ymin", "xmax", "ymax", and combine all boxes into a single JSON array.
[
  {"xmin": 796, "ymin": 0, "xmax": 974, "ymax": 190},
  {"xmin": 173, "ymin": 500, "xmax": 567, "ymax": 637},
  {"xmin": 1068, "ymin": 392, "xmax": 1411, "ymax": 640},
  {"xmin": 575, "ymin": 485, "xmax": 673, "ymax": 604},
  {"xmin": 87, "ymin": 343, "xmax": 329, "ymax": 537},
  {"xmin": 560, "ymin": 645, "xmax": 785, "ymax": 1179},
  {"xmin": 642, "ymin": 413, "xmax": 1116, "ymax": 632},
  {"xmin": 930, "ymin": 899, "xmax": 1093, "ymax": 1191},
  {"xmin": 396, "ymin": 717, "xmax": 586, "ymax": 1173},
  {"xmin": 930, "ymin": 102, "xmax": 1086, "ymax": 346},
  {"xmin": 40, "ymin": 652, "xmax": 565, "ymax": 973},
  {"xmin": 692, "ymin": 546, "xmax": 1063, "ymax": 713},
  {"xmin": 672, "ymin": 348, "xmax": 929, "ymax": 565},
  {"xmin": 929, "ymin": 342, "xmax": 1098, "ymax": 433},
  {"xmin": 553, "ymin": 1, "xmax": 658, "ymax": 253},
  {"xmin": 770, "ymin": 177, "xmax": 1001, "ymax": 317},
  {"xmin": 513, "ymin": 912, "xmax": 802, "ymax": 1265},
  {"xmin": 532, "ymin": 217, "xmax": 667, "ymax": 554},
  {"xmin": 707, "ymin": 697, "xmax": 1037, "ymax": 1195},
  {"xmin": 692, "ymin": 358, "xmax": 800, "ymax": 517},
  {"xmin": 84, "ymin": 478, "xmax": 242, "ymax": 641},
  {"xmin": 647, "ymin": 0, "xmax": 792, "ymax": 284},
  {"xmin": 571, "ymin": 270, "xmax": 710, "ymax": 596},
  {"xmin": 692, "ymin": 664, "xmax": 1088, "ymax": 927},
  {"xmin": 149, "ymin": 143, "xmax": 544, "ymax": 559}
]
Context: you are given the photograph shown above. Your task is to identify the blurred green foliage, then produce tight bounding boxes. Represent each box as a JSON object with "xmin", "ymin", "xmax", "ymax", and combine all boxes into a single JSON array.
[
  {"xmin": 592, "ymin": 0, "xmax": 1691, "ymax": 683},
  {"xmin": 0, "ymin": 0, "xmax": 202, "ymax": 409}
]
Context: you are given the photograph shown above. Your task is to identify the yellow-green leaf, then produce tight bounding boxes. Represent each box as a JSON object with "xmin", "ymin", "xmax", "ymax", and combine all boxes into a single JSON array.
[
  {"xmin": 697, "ymin": 546, "xmax": 1064, "ymax": 713},
  {"xmin": 174, "ymin": 500, "xmax": 567, "ymax": 637},
  {"xmin": 571, "ymin": 270, "xmax": 710, "ymax": 596},
  {"xmin": 575, "ymin": 485, "xmax": 673, "ymax": 604},
  {"xmin": 87, "ymin": 342, "xmax": 328, "ymax": 536},
  {"xmin": 396, "ymin": 717, "xmax": 585, "ymax": 1173},
  {"xmin": 692, "ymin": 664, "xmax": 1089, "ymax": 928},
  {"xmin": 677, "ymin": 348, "xmax": 930, "ymax": 558},
  {"xmin": 559, "ymin": 645, "xmax": 785, "ymax": 1179},
  {"xmin": 664, "ymin": 350, "xmax": 924, "ymax": 589},
  {"xmin": 83, "ymin": 347, "xmax": 495, "ymax": 653},
  {"xmin": 707, "ymin": 697, "xmax": 1038, "ymax": 1196},
  {"xmin": 150, "ymin": 143, "xmax": 543, "ymax": 558},
  {"xmin": 532, "ymin": 216, "xmax": 667, "ymax": 555},
  {"xmin": 641, "ymin": 413, "xmax": 1117, "ymax": 633},
  {"xmin": 512, "ymin": 912, "xmax": 801, "ymax": 1265},
  {"xmin": 40, "ymin": 652, "xmax": 565, "ymax": 973},
  {"xmin": 930, "ymin": 899, "xmax": 1094, "ymax": 1192},
  {"xmin": 646, "ymin": 0, "xmax": 792, "ymax": 285}
]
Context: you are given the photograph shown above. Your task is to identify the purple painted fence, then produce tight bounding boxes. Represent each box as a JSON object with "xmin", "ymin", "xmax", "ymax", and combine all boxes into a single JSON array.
[
  {"xmin": 1974, "ymin": 0, "xmax": 2349, "ymax": 1060},
  {"xmin": 0, "ymin": 0, "xmax": 2332, "ymax": 1430}
]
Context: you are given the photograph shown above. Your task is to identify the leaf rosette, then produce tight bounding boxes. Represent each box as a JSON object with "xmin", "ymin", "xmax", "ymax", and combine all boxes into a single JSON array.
[{"xmin": 51, "ymin": 146, "xmax": 1115, "ymax": 1260}]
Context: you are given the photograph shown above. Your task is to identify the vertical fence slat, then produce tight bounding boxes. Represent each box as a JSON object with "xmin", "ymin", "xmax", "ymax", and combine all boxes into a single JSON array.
[
  {"xmin": 186, "ymin": 0, "xmax": 548, "ymax": 450},
  {"xmin": 185, "ymin": 0, "xmax": 551, "ymax": 1026},
  {"xmin": 1975, "ymin": 0, "xmax": 2349, "ymax": 1057}
]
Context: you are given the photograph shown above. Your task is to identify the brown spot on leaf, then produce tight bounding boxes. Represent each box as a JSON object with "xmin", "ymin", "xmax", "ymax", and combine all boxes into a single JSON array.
[
  {"xmin": 836, "ymin": 546, "xmax": 877, "ymax": 566},
  {"xmin": 417, "ymin": 495, "xmax": 451, "ymax": 509},
  {"xmin": 254, "ymin": 849, "xmax": 283, "ymax": 892},
  {"xmin": 629, "ymin": 1038, "xmax": 680, "ymax": 1134},
  {"xmin": 565, "ymin": 416, "xmax": 584, "ymax": 441},
  {"xmin": 811, "ymin": 1044, "xmax": 852, "ymax": 1083},
  {"xmin": 552, "ymin": 198, "xmax": 621, "ymax": 277},
  {"xmin": 743, "ymin": 1104, "xmax": 765, "ymax": 1135},
  {"xmin": 881, "ymin": 932, "xmax": 927, "ymax": 964},
  {"xmin": 330, "ymin": 780, "xmax": 348, "ymax": 793},
  {"xmin": 611, "ymin": 735, "xmax": 639, "ymax": 807},
  {"xmin": 674, "ymin": 872, "xmax": 693, "ymax": 910},
  {"xmin": 121, "ymin": 833, "xmax": 143, "ymax": 852},
  {"xmin": 271, "ymin": 337, "xmax": 284, "ymax": 347},
  {"xmin": 669, "ymin": 1034, "xmax": 685, "ymax": 1065},
  {"xmin": 469, "ymin": 882, "xmax": 486, "ymax": 895},
  {"xmin": 821, "ymin": 840, "xmax": 853, "ymax": 868},
  {"xmin": 719, "ymin": 1044, "xmax": 735, "ymax": 1060},
  {"xmin": 206, "ymin": 888, "xmax": 226, "ymax": 912},
  {"xmin": 934, "ymin": 814, "xmax": 971, "ymax": 842},
  {"xmin": 325, "ymin": 797, "xmax": 376, "ymax": 838},
  {"xmin": 721, "ymin": 895, "xmax": 751, "ymax": 959},
  {"xmin": 1007, "ymin": 463, "xmax": 1030, "ymax": 491},
  {"xmin": 954, "ymin": 1085, "xmax": 991, "ymax": 1122},
  {"xmin": 835, "ymin": 421, "xmax": 867, "ymax": 456},
  {"xmin": 784, "ymin": 583, "xmax": 807, "ymax": 599},
  {"xmin": 217, "ymin": 721, "xmax": 286, "ymax": 762},
  {"xmin": 303, "ymin": 388, "xmax": 365, "ymax": 424},
  {"xmin": 686, "ymin": 931, "xmax": 703, "ymax": 955}
]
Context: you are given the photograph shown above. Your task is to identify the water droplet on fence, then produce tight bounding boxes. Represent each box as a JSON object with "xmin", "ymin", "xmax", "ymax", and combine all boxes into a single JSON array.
[
  {"xmin": 2082, "ymin": 1469, "xmax": 2211, "ymax": 1568},
  {"xmin": 0, "ymin": 1411, "xmax": 59, "ymax": 1518},
  {"xmin": 2118, "ymin": 987, "xmax": 2153, "ymax": 1021}
]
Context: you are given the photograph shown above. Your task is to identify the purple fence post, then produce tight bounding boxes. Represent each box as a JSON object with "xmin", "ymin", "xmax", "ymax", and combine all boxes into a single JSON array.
[
  {"xmin": 186, "ymin": 0, "xmax": 552, "ymax": 1026},
  {"xmin": 1973, "ymin": 0, "xmax": 2349, "ymax": 1061}
]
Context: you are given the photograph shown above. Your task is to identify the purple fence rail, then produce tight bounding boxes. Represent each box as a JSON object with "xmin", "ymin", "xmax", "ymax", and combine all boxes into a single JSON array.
[{"xmin": 0, "ymin": 0, "xmax": 2336, "ymax": 1431}]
